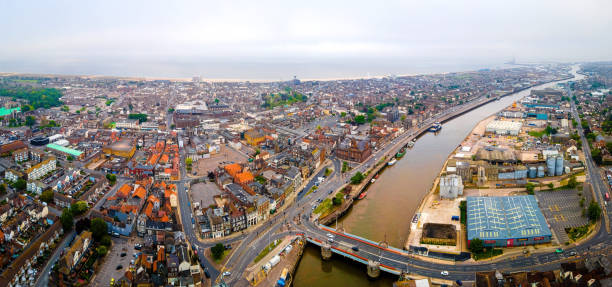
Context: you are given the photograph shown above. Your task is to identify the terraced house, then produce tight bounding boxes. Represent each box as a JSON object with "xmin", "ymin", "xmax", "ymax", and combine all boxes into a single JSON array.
[{"xmin": 26, "ymin": 156, "xmax": 56, "ymax": 180}]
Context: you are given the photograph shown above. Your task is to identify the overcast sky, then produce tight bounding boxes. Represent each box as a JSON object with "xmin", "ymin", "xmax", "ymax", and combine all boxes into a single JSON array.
[{"xmin": 1, "ymin": 0, "xmax": 611, "ymax": 79}]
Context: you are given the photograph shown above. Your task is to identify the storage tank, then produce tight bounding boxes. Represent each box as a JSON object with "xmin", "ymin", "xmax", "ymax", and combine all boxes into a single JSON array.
[
  {"xmin": 537, "ymin": 166, "xmax": 545, "ymax": 177},
  {"xmin": 529, "ymin": 167, "xmax": 537, "ymax": 178},
  {"xmin": 546, "ymin": 157, "xmax": 556, "ymax": 177},
  {"xmin": 269, "ymin": 255, "xmax": 280, "ymax": 267},
  {"xmin": 555, "ymin": 156, "xmax": 563, "ymax": 176}
]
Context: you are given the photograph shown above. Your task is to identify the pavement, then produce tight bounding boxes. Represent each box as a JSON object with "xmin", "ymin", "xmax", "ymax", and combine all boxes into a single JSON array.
[
  {"xmin": 535, "ymin": 189, "xmax": 589, "ymax": 245},
  {"xmin": 91, "ymin": 236, "xmax": 143, "ymax": 286}
]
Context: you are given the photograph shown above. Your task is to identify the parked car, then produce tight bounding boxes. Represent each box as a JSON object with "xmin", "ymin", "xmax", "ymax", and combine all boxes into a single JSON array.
[
  {"xmin": 120, "ymin": 253, "xmax": 126, "ymax": 257},
  {"xmin": 351, "ymin": 246, "xmax": 359, "ymax": 252},
  {"xmin": 555, "ymin": 248, "xmax": 564, "ymax": 253},
  {"xmin": 116, "ymin": 265, "xmax": 123, "ymax": 270},
  {"xmin": 222, "ymin": 271, "xmax": 231, "ymax": 277},
  {"xmin": 441, "ymin": 271, "xmax": 449, "ymax": 276}
]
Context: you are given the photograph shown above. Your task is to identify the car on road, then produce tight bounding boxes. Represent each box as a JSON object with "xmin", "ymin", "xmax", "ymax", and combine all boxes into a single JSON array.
[
  {"xmin": 204, "ymin": 268, "xmax": 210, "ymax": 278},
  {"xmin": 441, "ymin": 271, "xmax": 449, "ymax": 276},
  {"xmin": 569, "ymin": 251, "xmax": 577, "ymax": 256},
  {"xmin": 328, "ymin": 190, "xmax": 333, "ymax": 194},
  {"xmin": 555, "ymin": 248, "xmax": 564, "ymax": 253},
  {"xmin": 327, "ymin": 233, "xmax": 334, "ymax": 238},
  {"xmin": 134, "ymin": 244, "xmax": 142, "ymax": 250},
  {"xmin": 116, "ymin": 265, "xmax": 123, "ymax": 270},
  {"xmin": 120, "ymin": 252, "xmax": 126, "ymax": 257},
  {"xmin": 351, "ymin": 246, "xmax": 359, "ymax": 252},
  {"xmin": 222, "ymin": 271, "xmax": 231, "ymax": 277},
  {"xmin": 328, "ymin": 238, "xmax": 334, "ymax": 243}
]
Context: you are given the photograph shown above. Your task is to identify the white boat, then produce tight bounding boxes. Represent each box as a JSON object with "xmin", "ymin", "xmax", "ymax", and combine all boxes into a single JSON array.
[{"xmin": 388, "ymin": 159, "xmax": 397, "ymax": 166}]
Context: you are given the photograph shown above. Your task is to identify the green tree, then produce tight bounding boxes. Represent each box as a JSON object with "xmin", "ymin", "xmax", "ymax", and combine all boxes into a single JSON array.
[
  {"xmin": 70, "ymin": 201, "xmax": 89, "ymax": 216},
  {"xmin": 96, "ymin": 245, "xmax": 108, "ymax": 257},
  {"xmin": 525, "ymin": 183, "xmax": 535, "ymax": 194},
  {"xmin": 332, "ymin": 196, "xmax": 342, "ymax": 206},
  {"xmin": 60, "ymin": 208, "xmax": 73, "ymax": 232},
  {"xmin": 353, "ymin": 115, "xmax": 366, "ymax": 125},
  {"xmin": 350, "ymin": 172, "xmax": 365, "ymax": 184},
  {"xmin": 211, "ymin": 243, "xmax": 225, "ymax": 260},
  {"xmin": 591, "ymin": 149, "xmax": 603, "ymax": 165},
  {"xmin": 25, "ymin": 115, "xmax": 37, "ymax": 127},
  {"xmin": 0, "ymin": 184, "xmax": 5, "ymax": 195},
  {"xmin": 0, "ymin": 87, "xmax": 64, "ymax": 109},
  {"xmin": 469, "ymin": 238, "xmax": 484, "ymax": 254},
  {"xmin": 91, "ymin": 218, "xmax": 109, "ymax": 241},
  {"xmin": 14, "ymin": 178, "xmax": 26, "ymax": 191},
  {"xmin": 66, "ymin": 155, "xmax": 74, "ymax": 161},
  {"xmin": 547, "ymin": 182, "xmax": 554, "ymax": 190},
  {"xmin": 40, "ymin": 189, "xmax": 54, "ymax": 203},
  {"xmin": 588, "ymin": 201, "xmax": 602, "ymax": 222},
  {"xmin": 128, "ymin": 113, "xmax": 147, "ymax": 123},
  {"xmin": 567, "ymin": 176, "xmax": 578, "ymax": 188},
  {"xmin": 106, "ymin": 173, "xmax": 117, "ymax": 185},
  {"xmin": 75, "ymin": 218, "xmax": 91, "ymax": 234},
  {"xmin": 101, "ymin": 235, "xmax": 112, "ymax": 247},
  {"xmin": 340, "ymin": 112, "xmax": 347, "ymax": 118}
]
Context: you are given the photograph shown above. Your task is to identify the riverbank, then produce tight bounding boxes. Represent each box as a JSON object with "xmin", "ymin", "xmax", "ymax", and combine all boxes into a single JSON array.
[
  {"xmin": 405, "ymin": 66, "xmax": 592, "ymax": 259},
  {"xmin": 317, "ymin": 76, "xmax": 575, "ymax": 230},
  {"xmin": 244, "ymin": 235, "xmax": 305, "ymax": 287}
]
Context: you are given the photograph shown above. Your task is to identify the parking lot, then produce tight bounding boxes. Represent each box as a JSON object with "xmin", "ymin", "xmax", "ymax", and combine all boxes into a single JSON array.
[
  {"xmin": 535, "ymin": 189, "xmax": 590, "ymax": 244},
  {"xmin": 192, "ymin": 146, "xmax": 248, "ymax": 177},
  {"xmin": 91, "ymin": 236, "xmax": 143, "ymax": 286},
  {"xmin": 191, "ymin": 182, "xmax": 222, "ymax": 207}
]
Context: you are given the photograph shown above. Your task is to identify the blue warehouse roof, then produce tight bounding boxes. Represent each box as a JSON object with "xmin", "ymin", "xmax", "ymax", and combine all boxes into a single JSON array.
[{"xmin": 467, "ymin": 195, "xmax": 551, "ymax": 241}]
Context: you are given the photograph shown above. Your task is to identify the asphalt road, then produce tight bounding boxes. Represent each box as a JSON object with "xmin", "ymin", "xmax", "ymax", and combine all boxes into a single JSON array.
[{"xmin": 173, "ymin": 71, "xmax": 612, "ymax": 285}]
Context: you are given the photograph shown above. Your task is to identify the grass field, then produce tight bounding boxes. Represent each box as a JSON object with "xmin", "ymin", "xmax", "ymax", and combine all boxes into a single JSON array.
[{"xmin": 254, "ymin": 239, "xmax": 282, "ymax": 263}]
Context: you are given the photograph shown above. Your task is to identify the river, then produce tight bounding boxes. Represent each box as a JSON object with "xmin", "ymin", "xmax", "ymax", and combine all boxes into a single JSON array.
[{"xmin": 292, "ymin": 65, "xmax": 584, "ymax": 287}]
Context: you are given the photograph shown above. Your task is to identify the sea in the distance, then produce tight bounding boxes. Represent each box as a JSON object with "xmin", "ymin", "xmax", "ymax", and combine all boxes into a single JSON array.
[{"xmin": 0, "ymin": 57, "xmax": 516, "ymax": 81}]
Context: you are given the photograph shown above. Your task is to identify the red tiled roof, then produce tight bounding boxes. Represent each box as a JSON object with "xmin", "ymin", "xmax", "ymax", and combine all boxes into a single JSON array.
[
  {"xmin": 132, "ymin": 186, "xmax": 146, "ymax": 199},
  {"xmin": 116, "ymin": 184, "xmax": 133, "ymax": 199}
]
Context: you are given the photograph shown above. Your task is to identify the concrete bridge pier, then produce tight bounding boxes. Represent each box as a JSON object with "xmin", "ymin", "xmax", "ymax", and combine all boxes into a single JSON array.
[
  {"xmin": 367, "ymin": 260, "xmax": 380, "ymax": 278},
  {"xmin": 321, "ymin": 243, "xmax": 332, "ymax": 260}
]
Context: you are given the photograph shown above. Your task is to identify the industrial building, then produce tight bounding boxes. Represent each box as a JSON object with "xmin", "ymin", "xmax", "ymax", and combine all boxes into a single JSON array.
[
  {"xmin": 439, "ymin": 174, "xmax": 464, "ymax": 199},
  {"xmin": 467, "ymin": 196, "xmax": 552, "ymax": 247},
  {"xmin": 46, "ymin": 143, "xmax": 84, "ymax": 160},
  {"xmin": 485, "ymin": 120, "xmax": 523, "ymax": 135}
]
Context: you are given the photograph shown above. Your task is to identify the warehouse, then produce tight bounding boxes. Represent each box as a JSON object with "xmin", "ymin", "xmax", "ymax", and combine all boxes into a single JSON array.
[
  {"xmin": 46, "ymin": 143, "xmax": 84, "ymax": 160},
  {"xmin": 467, "ymin": 196, "xmax": 552, "ymax": 247},
  {"xmin": 485, "ymin": 120, "xmax": 522, "ymax": 135}
]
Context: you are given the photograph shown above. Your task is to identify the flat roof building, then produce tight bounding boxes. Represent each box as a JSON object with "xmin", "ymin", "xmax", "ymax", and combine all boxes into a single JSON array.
[
  {"xmin": 103, "ymin": 139, "xmax": 136, "ymax": 158},
  {"xmin": 467, "ymin": 195, "xmax": 551, "ymax": 247},
  {"xmin": 46, "ymin": 143, "xmax": 84, "ymax": 159},
  {"xmin": 485, "ymin": 120, "xmax": 522, "ymax": 136}
]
